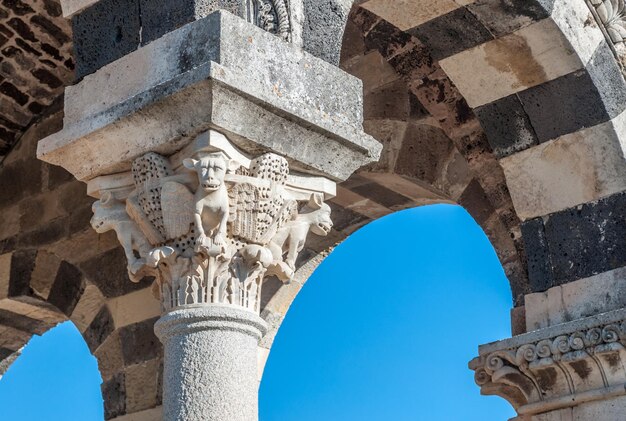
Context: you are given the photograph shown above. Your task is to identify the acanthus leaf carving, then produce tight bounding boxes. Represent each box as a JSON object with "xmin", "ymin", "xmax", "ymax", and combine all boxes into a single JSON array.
[
  {"xmin": 470, "ymin": 312, "xmax": 626, "ymax": 415},
  {"xmin": 90, "ymin": 131, "xmax": 334, "ymax": 314},
  {"xmin": 591, "ymin": 0, "xmax": 626, "ymax": 44}
]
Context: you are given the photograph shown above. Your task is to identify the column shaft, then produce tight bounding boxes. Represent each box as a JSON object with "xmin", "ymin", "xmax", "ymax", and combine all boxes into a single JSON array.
[{"xmin": 155, "ymin": 305, "xmax": 267, "ymax": 421}]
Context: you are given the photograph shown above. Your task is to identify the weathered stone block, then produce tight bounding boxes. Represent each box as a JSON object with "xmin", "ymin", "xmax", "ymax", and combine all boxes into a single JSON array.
[
  {"xmin": 8, "ymin": 248, "xmax": 36, "ymax": 297},
  {"xmin": 474, "ymin": 93, "xmax": 538, "ymax": 157},
  {"xmin": 107, "ymin": 287, "xmax": 161, "ymax": 329},
  {"xmin": 70, "ymin": 283, "xmax": 105, "ymax": 332},
  {"xmin": 458, "ymin": 179, "xmax": 494, "ymax": 225},
  {"xmin": 0, "ymin": 308, "xmax": 50, "ymax": 335},
  {"xmin": 16, "ymin": 216, "xmax": 69, "ymax": 248},
  {"xmin": 363, "ymin": 80, "xmax": 409, "ymax": 120},
  {"xmin": 302, "ymin": 0, "xmax": 352, "ymax": 65},
  {"xmin": 124, "ymin": 358, "xmax": 160, "ymax": 413},
  {"xmin": 0, "ymin": 252, "xmax": 11, "ymax": 299},
  {"xmin": 0, "ymin": 158, "xmax": 42, "ymax": 208},
  {"xmin": 394, "ymin": 124, "xmax": 453, "ymax": 185},
  {"xmin": 139, "ymin": 0, "xmax": 246, "ymax": 44},
  {"xmin": 102, "ymin": 371, "xmax": 126, "ymax": 420},
  {"xmin": 439, "ymin": 19, "xmax": 582, "ymax": 108},
  {"xmin": 525, "ymin": 267, "xmax": 626, "ymax": 331},
  {"xmin": 118, "ymin": 317, "xmax": 161, "ymax": 366},
  {"xmin": 79, "ymin": 247, "xmax": 153, "ymax": 298},
  {"xmin": 39, "ymin": 10, "xmax": 380, "ymax": 183},
  {"xmin": 47, "ymin": 260, "xmax": 85, "ymax": 316},
  {"xmin": 518, "ymin": 70, "xmax": 609, "ymax": 143},
  {"xmin": 83, "ymin": 304, "xmax": 115, "ymax": 352},
  {"xmin": 523, "ymin": 191, "xmax": 626, "ymax": 289},
  {"xmin": 466, "ymin": 0, "xmax": 549, "ymax": 38},
  {"xmin": 409, "ymin": 6, "xmax": 493, "ymax": 61},
  {"xmin": 29, "ymin": 250, "xmax": 61, "ymax": 299},
  {"xmin": 585, "ymin": 42, "xmax": 626, "ymax": 120},
  {"xmin": 501, "ymin": 115, "xmax": 626, "ymax": 220},
  {"xmin": 72, "ymin": 0, "xmax": 141, "ymax": 79},
  {"xmin": 94, "ymin": 330, "xmax": 124, "ymax": 380},
  {"xmin": 361, "ymin": 0, "xmax": 460, "ymax": 30},
  {"xmin": 521, "ymin": 217, "xmax": 553, "ymax": 292}
]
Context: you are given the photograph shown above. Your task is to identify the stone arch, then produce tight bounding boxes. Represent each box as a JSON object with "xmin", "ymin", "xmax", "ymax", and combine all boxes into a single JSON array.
[
  {"xmin": 335, "ymin": 0, "xmax": 626, "ymax": 303},
  {"xmin": 257, "ymin": 0, "xmax": 626, "ymax": 381},
  {"xmin": 0, "ymin": 110, "xmax": 166, "ymax": 420}
]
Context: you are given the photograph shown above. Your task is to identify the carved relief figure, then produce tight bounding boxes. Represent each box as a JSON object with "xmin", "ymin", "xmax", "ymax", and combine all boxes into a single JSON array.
[
  {"xmin": 268, "ymin": 193, "xmax": 333, "ymax": 279},
  {"xmin": 184, "ymin": 153, "xmax": 230, "ymax": 254},
  {"xmin": 91, "ymin": 192, "xmax": 152, "ymax": 282},
  {"xmin": 89, "ymin": 132, "xmax": 334, "ymax": 313}
]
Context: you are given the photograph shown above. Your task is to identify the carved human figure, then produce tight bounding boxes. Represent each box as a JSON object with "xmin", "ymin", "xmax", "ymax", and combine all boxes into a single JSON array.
[
  {"xmin": 183, "ymin": 153, "xmax": 230, "ymax": 254},
  {"xmin": 268, "ymin": 193, "xmax": 333, "ymax": 279},
  {"xmin": 90, "ymin": 192, "xmax": 153, "ymax": 282}
]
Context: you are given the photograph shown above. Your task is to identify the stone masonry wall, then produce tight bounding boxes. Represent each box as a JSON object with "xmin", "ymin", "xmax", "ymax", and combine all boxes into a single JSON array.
[
  {"xmin": 0, "ymin": 108, "xmax": 164, "ymax": 419},
  {"xmin": 0, "ymin": 0, "xmax": 73, "ymax": 157}
]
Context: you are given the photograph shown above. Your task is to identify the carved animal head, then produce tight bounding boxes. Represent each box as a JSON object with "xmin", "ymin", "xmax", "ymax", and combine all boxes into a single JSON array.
[
  {"xmin": 300, "ymin": 194, "xmax": 333, "ymax": 236},
  {"xmin": 184, "ymin": 154, "xmax": 227, "ymax": 193},
  {"xmin": 90, "ymin": 192, "xmax": 128, "ymax": 233}
]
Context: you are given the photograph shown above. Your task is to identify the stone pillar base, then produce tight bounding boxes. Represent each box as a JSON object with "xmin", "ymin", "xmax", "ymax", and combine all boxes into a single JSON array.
[{"xmin": 155, "ymin": 305, "xmax": 267, "ymax": 421}]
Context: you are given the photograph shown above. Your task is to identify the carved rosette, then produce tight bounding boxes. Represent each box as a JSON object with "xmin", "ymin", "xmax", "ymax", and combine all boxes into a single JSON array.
[
  {"xmin": 247, "ymin": 0, "xmax": 291, "ymax": 41},
  {"xmin": 90, "ymin": 131, "xmax": 334, "ymax": 314},
  {"xmin": 470, "ymin": 312, "xmax": 626, "ymax": 416}
]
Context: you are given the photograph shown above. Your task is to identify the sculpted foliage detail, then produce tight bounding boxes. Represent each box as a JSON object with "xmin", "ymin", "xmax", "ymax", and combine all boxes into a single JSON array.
[{"xmin": 90, "ymin": 133, "xmax": 333, "ymax": 314}]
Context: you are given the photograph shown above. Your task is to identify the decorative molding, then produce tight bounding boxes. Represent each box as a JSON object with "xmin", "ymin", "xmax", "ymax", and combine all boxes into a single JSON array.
[
  {"xmin": 248, "ymin": 0, "xmax": 292, "ymax": 41},
  {"xmin": 589, "ymin": 0, "xmax": 626, "ymax": 44},
  {"xmin": 587, "ymin": 0, "xmax": 626, "ymax": 72},
  {"xmin": 90, "ymin": 130, "xmax": 333, "ymax": 314},
  {"xmin": 470, "ymin": 309, "xmax": 626, "ymax": 416}
]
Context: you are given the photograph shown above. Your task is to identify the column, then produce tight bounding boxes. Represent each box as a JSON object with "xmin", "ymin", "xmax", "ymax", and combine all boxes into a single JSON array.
[{"xmin": 37, "ymin": 9, "xmax": 381, "ymax": 421}]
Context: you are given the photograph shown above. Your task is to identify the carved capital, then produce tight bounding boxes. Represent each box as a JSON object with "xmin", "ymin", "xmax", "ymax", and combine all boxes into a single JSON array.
[
  {"xmin": 470, "ymin": 308, "xmax": 626, "ymax": 416},
  {"xmin": 89, "ymin": 130, "xmax": 335, "ymax": 314}
]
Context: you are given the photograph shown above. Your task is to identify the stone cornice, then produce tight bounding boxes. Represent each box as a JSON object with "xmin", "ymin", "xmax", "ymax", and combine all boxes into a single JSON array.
[
  {"xmin": 37, "ymin": 11, "xmax": 381, "ymax": 183},
  {"xmin": 470, "ymin": 308, "xmax": 626, "ymax": 416}
]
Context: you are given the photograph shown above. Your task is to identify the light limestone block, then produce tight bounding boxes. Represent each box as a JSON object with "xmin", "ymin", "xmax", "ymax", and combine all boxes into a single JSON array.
[
  {"xmin": 107, "ymin": 288, "xmax": 161, "ymax": 329},
  {"xmin": 70, "ymin": 284, "xmax": 105, "ymax": 332},
  {"xmin": 0, "ymin": 253, "xmax": 11, "ymax": 300},
  {"xmin": 573, "ymin": 395, "xmax": 626, "ymax": 420},
  {"xmin": 525, "ymin": 267, "xmax": 626, "ymax": 331},
  {"xmin": 529, "ymin": 408, "xmax": 573, "ymax": 421},
  {"xmin": 361, "ymin": 0, "xmax": 463, "ymax": 30},
  {"xmin": 30, "ymin": 252, "xmax": 61, "ymax": 300},
  {"xmin": 0, "ymin": 299, "xmax": 65, "ymax": 324},
  {"xmin": 501, "ymin": 116, "xmax": 626, "ymax": 220},
  {"xmin": 109, "ymin": 407, "xmax": 162, "ymax": 421},
  {"xmin": 60, "ymin": 0, "xmax": 98, "ymax": 17},
  {"xmin": 342, "ymin": 51, "xmax": 400, "ymax": 93},
  {"xmin": 440, "ymin": 19, "xmax": 582, "ymax": 108},
  {"xmin": 38, "ymin": 12, "xmax": 380, "ymax": 183},
  {"xmin": 0, "ymin": 205, "xmax": 20, "ymax": 240},
  {"xmin": 125, "ymin": 359, "xmax": 160, "ymax": 413},
  {"xmin": 0, "ymin": 325, "xmax": 31, "ymax": 350},
  {"xmin": 332, "ymin": 186, "xmax": 392, "ymax": 219},
  {"xmin": 359, "ymin": 172, "xmax": 453, "ymax": 205},
  {"xmin": 550, "ymin": 0, "xmax": 605, "ymax": 66}
]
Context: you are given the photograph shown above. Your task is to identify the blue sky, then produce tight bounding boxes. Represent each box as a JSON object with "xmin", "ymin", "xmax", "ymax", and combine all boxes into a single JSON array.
[{"xmin": 0, "ymin": 204, "xmax": 515, "ymax": 420}]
